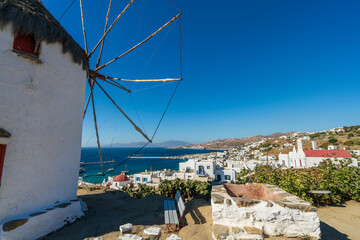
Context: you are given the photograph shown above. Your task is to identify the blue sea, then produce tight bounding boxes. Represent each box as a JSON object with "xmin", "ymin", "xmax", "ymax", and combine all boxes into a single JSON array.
[{"xmin": 80, "ymin": 148, "xmax": 221, "ymax": 183}]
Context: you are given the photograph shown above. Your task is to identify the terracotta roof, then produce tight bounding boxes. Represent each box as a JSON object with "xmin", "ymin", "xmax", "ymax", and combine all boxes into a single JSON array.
[
  {"xmin": 0, "ymin": 0, "xmax": 88, "ymax": 70},
  {"xmin": 304, "ymin": 150, "xmax": 352, "ymax": 158},
  {"xmin": 113, "ymin": 174, "xmax": 129, "ymax": 182}
]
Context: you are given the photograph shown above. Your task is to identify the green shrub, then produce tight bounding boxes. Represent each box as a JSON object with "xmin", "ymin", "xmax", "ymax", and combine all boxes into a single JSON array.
[
  {"xmin": 320, "ymin": 143, "xmax": 329, "ymax": 149},
  {"xmin": 348, "ymin": 133, "xmax": 354, "ymax": 138},
  {"xmin": 344, "ymin": 139, "xmax": 360, "ymax": 146},
  {"xmin": 122, "ymin": 179, "xmax": 211, "ymax": 200},
  {"xmin": 328, "ymin": 138, "xmax": 338, "ymax": 144},
  {"xmin": 236, "ymin": 159, "xmax": 360, "ymax": 205}
]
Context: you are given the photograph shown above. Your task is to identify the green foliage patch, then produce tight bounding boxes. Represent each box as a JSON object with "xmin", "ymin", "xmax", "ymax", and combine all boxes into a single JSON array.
[
  {"xmin": 236, "ymin": 159, "xmax": 360, "ymax": 205},
  {"xmin": 122, "ymin": 179, "xmax": 211, "ymax": 200},
  {"xmin": 344, "ymin": 139, "xmax": 360, "ymax": 146}
]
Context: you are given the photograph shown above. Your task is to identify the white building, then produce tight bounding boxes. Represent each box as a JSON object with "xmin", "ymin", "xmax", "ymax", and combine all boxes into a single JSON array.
[
  {"xmin": 179, "ymin": 158, "xmax": 216, "ymax": 179},
  {"xmin": 279, "ymin": 139, "xmax": 357, "ymax": 168},
  {"xmin": 134, "ymin": 171, "xmax": 153, "ymax": 185},
  {"xmin": 328, "ymin": 145, "xmax": 338, "ymax": 150},
  {"xmin": 0, "ymin": 1, "xmax": 88, "ymax": 239}
]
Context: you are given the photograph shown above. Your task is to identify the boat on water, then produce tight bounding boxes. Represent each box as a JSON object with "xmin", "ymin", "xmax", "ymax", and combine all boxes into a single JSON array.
[
  {"xmin": 96, "ymin": 172, "xmax": 103, "ymax": 176},
  {"xmin": 79, "ymin": 167, "xmax": 86, "ymax": 173},
  {"xmin": 108, "ymin": 168, "xmax": 114, "ymax": 172}
]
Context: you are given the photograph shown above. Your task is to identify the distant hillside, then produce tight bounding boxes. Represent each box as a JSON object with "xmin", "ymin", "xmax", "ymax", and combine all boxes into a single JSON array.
[
  {"xmin": 104, "ymin": 140, "xmax": 190, "ymax": 148},
  {"xmin": 173, "ymin": 132, "xmax": 291, "ymax": 150}
]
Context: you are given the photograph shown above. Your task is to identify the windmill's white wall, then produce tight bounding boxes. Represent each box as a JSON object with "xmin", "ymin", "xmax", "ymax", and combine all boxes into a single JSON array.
[{"xmin": 0, "ymin": 24, "xmax": 86, "ymax": 223}]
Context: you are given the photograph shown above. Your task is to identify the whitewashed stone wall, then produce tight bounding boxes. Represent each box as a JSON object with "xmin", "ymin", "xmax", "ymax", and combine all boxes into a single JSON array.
[
  {"xmin": 0, "ymin": 24, "xmax": 86, "ymax": 239},
  {"xmin": 0, "ymin": 200, "xmax": 84, "ymax": 240},
  {"xmin": 211, "ymin": 184, "xmax": 320, "ymax": 240}
]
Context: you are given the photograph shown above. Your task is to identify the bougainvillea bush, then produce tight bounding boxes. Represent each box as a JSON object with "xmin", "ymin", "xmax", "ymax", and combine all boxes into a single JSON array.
[{"xmin": 236, "ymin": 159, "xmax": 360, "ymax": 205}]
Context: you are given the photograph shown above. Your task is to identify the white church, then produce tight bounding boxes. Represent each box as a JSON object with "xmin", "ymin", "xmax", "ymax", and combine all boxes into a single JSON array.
[
  {"xmin": 279, "ymin": 139, "xmax": 357, "ymax": 168},
  {"xmin": 0, "ymin": 0, "xmax": 88, "ymax": 239}
]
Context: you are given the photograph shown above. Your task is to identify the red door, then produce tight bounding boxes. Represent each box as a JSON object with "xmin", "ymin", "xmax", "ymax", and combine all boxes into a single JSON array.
[{"xmin": 0, "ymin": 144, "xmax": 6, "ymax": 187}]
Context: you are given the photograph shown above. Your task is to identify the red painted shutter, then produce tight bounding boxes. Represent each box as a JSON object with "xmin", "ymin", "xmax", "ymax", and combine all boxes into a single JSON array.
[
  {"xmin": 13, "ymin": 33, "xmax": 39, "ymax": 57},
  {"xmin": 0, "ymin": 144, "xmax": 6, "ymax": 187}
]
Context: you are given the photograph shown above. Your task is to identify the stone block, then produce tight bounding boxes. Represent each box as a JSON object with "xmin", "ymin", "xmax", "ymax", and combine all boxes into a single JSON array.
[
  {"xmin": 234, "ymin": 197, "xmax": 260, "ymax": 207},
  {"xmin": 273, "ymin": 201, "xmax": 317, "ymax": 212},
  {"xmin": 55, "ymin": 203, "xmax": 71, "ymax": 208},
  {"xmin": 80, "ymin": 199, "xmax": 88, "ymax": 212},
  {"xmin": 29, "ymin": 211, "xmax": 47, "ymax": 217},
  {"xmin": 143, "ymin": 227, "xmax": 161, "ymax": 236},
  {"xmin": 235, "ymin": 233, "xmax": 264, "ymax": 240},
  {"xmin": 212, "ymin": 194, "xmax": 225, "ymax": 204},
  {"xmin": 243, "ymin": 226, "xmax": 263, "ymax": 235},
  {"xmin": 213, "ymin": 224, "xmax": 229, "ymax": 240},
  {"xmin": 2, "ymin": 219, "xmax": 28, "ymax": 232},
  {"xmin": 232, "ymin": 227, "xmax": 244, "ymax": 234},
  {"xmin": 143, "ymin": 226, "xmax": 161, "ymax": 240},
  {"xmin": 166, "ymin": 234, "xmax": 181, "ymax": 240},
  {"xmin": 118, "ymin": 234, "xmax": 143, "ymax": 240},
  {"xmin": 120, "ymin": 223, "xmax": 133, "ymax": 234}
]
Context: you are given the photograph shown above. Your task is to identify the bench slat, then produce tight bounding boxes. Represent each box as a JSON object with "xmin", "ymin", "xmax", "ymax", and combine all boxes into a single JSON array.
[
  {"xmin": 164, "ymin": 191, "xmax": 184, "ymax": 226},
  {"xmin": 170, "ymin": 200, "xmax": 179, "ymax": 225},
  {"xmin": 177, "ymin": 196, "xmax": 185, "ymax": 217},
  {"xmin": 164, "ymin": 200, "xmax": 170, "ymax": 224}
]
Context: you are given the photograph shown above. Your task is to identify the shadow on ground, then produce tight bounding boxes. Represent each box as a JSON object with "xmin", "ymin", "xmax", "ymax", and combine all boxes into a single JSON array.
[
  {"xmin": 320, "ymin": 221, "xmax": 350, "ymax": 240},
  {"xmin": 45, "ymin": 190, "xmax": 171, "ymax": 240},
  {"xmin": 182, "ymin": 199, "xmax": 208, "ymax": 226}
]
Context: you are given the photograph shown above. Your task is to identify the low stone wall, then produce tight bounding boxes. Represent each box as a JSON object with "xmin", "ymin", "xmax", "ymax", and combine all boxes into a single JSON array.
[
  {"xmin": 0, "ymin": 199, "xmax": 84, "ymax": 240},
  {"xmin": 211, "ymin": 183, "xmax": 320, "ymax": 240}
]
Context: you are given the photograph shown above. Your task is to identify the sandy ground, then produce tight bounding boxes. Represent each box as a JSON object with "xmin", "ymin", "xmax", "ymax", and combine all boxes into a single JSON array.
[{"xmin": 45, "ymin": 188, "xmax": 360, "ymax": 240}]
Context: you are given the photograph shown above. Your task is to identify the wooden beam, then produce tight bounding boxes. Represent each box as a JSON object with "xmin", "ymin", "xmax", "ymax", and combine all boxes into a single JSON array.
[
  {"xmin": 88, "ymin": 0, "xmax": 136, "ymax": 58},
  {"xmin": 83, "ymin": 78, "xmax": 95, "ymax": 119},
  {"xmin": 80, "ymin": 0, "xmax": 88, "ymax": 54},
  {"xmin": 95, "ymin": 13, "xmax": 182, "ymax": 71},
  {"xmin": 115, "ymin": 78, "xmax": 182, "ymax": 82},
  {"xmin": 91, "ymin": 80, "xmax": 105, "ymax": 175},
  {"xmin": 95, "ymin": 81, "xmax": 152, "ymax": 143},
  {"xmin": 97, "ymin": 78, "xmax": 131, "ymax": 92},
  {"xmin": 96, "ymin": 0, "xmax": 112, "ymax": 67}
]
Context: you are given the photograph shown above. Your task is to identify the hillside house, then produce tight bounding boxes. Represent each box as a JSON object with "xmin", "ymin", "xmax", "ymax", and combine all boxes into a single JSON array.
[{"xmin": 279, "ymin": 139, "xmax": 357, "ymax": 168}]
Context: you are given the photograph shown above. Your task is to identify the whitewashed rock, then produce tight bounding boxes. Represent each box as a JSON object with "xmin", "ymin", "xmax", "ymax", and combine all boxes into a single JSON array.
[
  {"xmin": 166, "ymin": 234, "xmax": 181, "ymax": 240},
  {"xmin": 232, "ymin": 233, "xmax": 263, "ymax": 240},
  {"xmin": 118, "ymin": 234, "xmax": 143, "ymax": 240},
  {"xmin": 143, "ymin": 227, "xmax": 161, "ymax": 236},
  {"xmin": 93, "ymin": 237, "xmax": 103, "ymax": 240},
  {"xmin": 119, "ymin": 223, "xmax": 133, "ymax": 233},
  {"xmin": 80, "ymin": 199, "xmax": 88, "ymax": 212},
  {"xmin": 211, "ymin": 184, "xmax": 321, "ymax": 239}
]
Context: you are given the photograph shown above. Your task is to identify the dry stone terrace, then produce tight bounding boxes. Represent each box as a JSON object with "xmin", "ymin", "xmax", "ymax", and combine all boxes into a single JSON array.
[{"xmin": 211, "ymin": 183, "xmax": 320, "ymax": 240}]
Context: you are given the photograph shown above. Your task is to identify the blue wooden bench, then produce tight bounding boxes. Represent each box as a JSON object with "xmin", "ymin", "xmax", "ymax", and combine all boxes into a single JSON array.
[{"xmin": 164, "ymin": 190, "xmax": 185, "ymax": 232}]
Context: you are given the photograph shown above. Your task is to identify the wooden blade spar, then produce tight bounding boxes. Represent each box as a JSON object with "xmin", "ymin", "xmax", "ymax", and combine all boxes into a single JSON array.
[
  {"xmin": 79, "ymin": 0, "xmax": 88, "ymax": 54},
  {"xmin": 95, "ymin": 13, "xmax": 182, "ymax": 71},
  {"xmin": 88, "ymin": 0, "xmax": 136, "ymax": 58},
  {"xmin": 83, "ymin": 78, "xmax": 96, "ymax": 119},
  {"xmin": 114, "ymin": 78, "xmax": 182, "ymax": 83},
  {"xmin": 90, "ymin": 79, "xmax": 105, "ymax": 175},
  {"xmin": 95, "ymin": 81, "xmax": 152, "ymax": 143},
  {"xmin": 96, "ymin": 0, "xmax": 113, "ymax": 68}
]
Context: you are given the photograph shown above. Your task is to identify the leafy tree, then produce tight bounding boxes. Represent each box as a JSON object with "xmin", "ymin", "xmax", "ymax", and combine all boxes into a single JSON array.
[
  {"xmin": 328, "ymin": 138, "xmax": 338, "ymax": 144},
  {"xmin": 235, "ymin": 159, "xmax": 360, "ymax": 205}
]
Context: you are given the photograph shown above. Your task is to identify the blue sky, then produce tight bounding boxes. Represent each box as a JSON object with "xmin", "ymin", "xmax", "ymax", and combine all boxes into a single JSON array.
[{"xmin": 42, "ymin": 0, "xmax": 360, "ymax": 146}]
